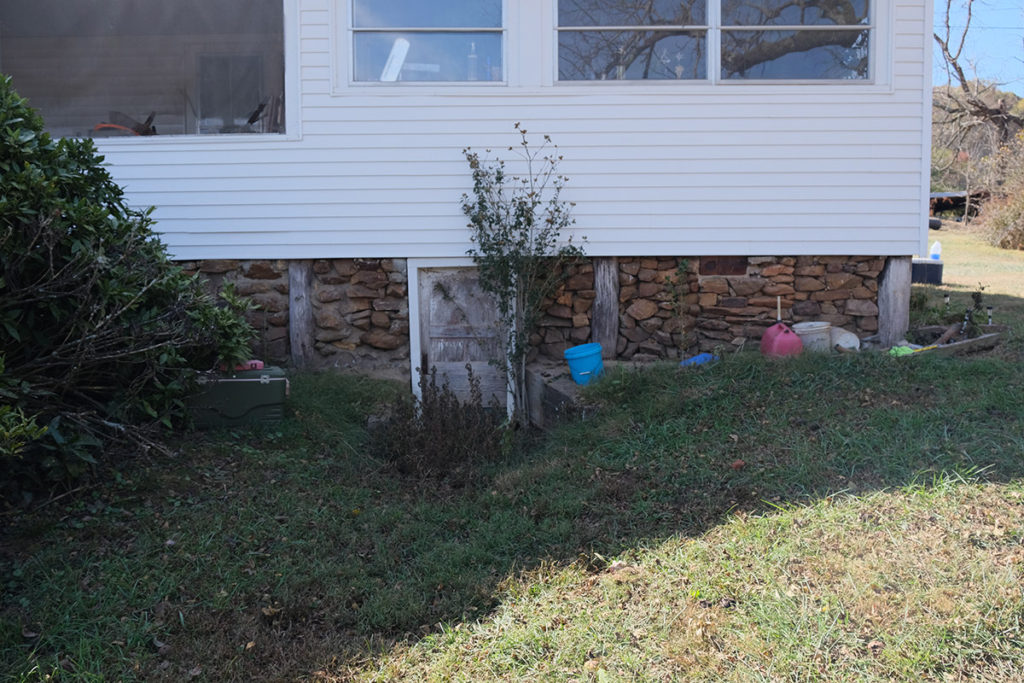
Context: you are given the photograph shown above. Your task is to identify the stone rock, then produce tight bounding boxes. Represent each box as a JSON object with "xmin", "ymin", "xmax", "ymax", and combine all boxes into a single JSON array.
[
  {"xmin": 810, "ymin": 290, "xmax": 853, "ymax": 302},
  {"xmin": 619, "ymin": 272, "xmax": 638, "ymax": 286},
  {"xmin": 316, "ymin": 329, "xmax": 351, "ymax": 343},
  {"xmin": 572, "ymin": 313, "xmax": 589, "ymax": 327},
  {"xmin": 698, "ymin": 318, "xmax": 730, "ymax": 331},
  {"xmin": 333, "ymin": 260, "xmax": 359, "ymax": 277},
  {"xmin": 245, "ymin": 261, "xmax": 282, "ymax": 280},
  {"xmin": 794, "ymin": 277, "xmax": 826, "ymax": 292},
  {"xmin": 571, "ymin": 326, "xmax": 591, "ymax": 342},
  {"xmin": 620, "ymin": 261, "xmax": 641, "ymax": 276},
  {"xmin": 544, "ymin": 328, "xmax": 566, "ymax": 344},
  {"xmin": 371, "ymin": 311, "xmax": 390, "ymax": 328},
  {"xmin": 372, "ymin": 298, "xmax": 404, "ymax": 312},
  {"xmin": 547, "ymin": 304, "xmax": 573, "ymax": 319},
  {"xmin": 826, "ymin": 273, "xmax": 861, "ymax": 290},
  {"xmin": 354, "ymin": 258, "xmax": 381, "ymax": 270},
  {"xmin": 719, "ymin": 297, "xmax": 747, "ymax": 309},
  {"xmin": 794, "ymin": 265, "xmax": 825, "ymax": 277},
  {"xmin": 390, "ymin": 319, "xmax": 410, "ymax": 335},
  {"xmin": 361, "ymin": 330, "xmax": 403, "ymax": 350},
  {"xmin": 540, "ymin": 315, "xmax": 572, "ymax": 328},
  {"xmin": 199, "ymin": 259, "xmax": 239, "ymax": 274},
  {"xmin": 637, "ymin": 341, "xmax": 664, "ymax": 356},
  {"xmin": 352, "ymin": 270, "xmax": 388, "ymax": 287},
  {"xmin": 701, "ymin": 277, "xmax": 729, "ymax": 294},
  {"xmin": 747, "ymin": 256, "xmax": 775, "ymax": 265},
  {"xmin": 316, "ymin": 310, "xmax": 346, "ymax": 329},
  {"xmin": 792, "ymin": 300, "xmax": 821, "ymax": 316},
  {"xmin": 698, "ymin": 293, "xmax": 718, "ymax": 307},
  {"xmin": 317, "ymin": 286, "xmax": 345, "ymax": 303},
  {"xmin": 637, "ymin": 282, "xmax": 663, "ymax": 298},
  {"xmin": 626, "ymin": 299, "xmax": 659, "ymax": 320},
  {"xmin": 637, "ymin": 268, "xmax": 659, "ymax": 283},
  {"xmin": 763, "ymin": 283, "xmax": 795, "ymax": 296},
  {"xmin": 760, "ymin": 264, "xmax": 792, "ymax": 277},
  {"xmin": 639, "ymin": 317, "xmax": 663, "ymax": 333},
  {"xmin": 845, "ymin": 299, "xmax": 879, "ymax": 316},
  {"xmin": 640, "ymin": 258, "xmax": 658, "ymax": 269},
  {"xmin": 729, "ymin": 277, "xmax": 765, "ymax": 296},
  {"xmin": 858, "ymin": 316, "xmax": 879, "ymax": 331},
  {"xmin": 348, "ymin": 285, "xmax": 381, "ymax": 299},
  {"xmin": 623, "ymin": 327, "xmax": 650, "ymax": 343},
  {"xmin": 618, "ymin": 285, "xmax": 638, "ymax": 302},
  {"xmin": 313, "ymin": 260, "xmax": 331, "ymax": 274},
  {"xmin": 234, "ymin": 280, "xmax": 272, "ymax": 296},
  {"xmin": 386, "ymin": 283, "xmax": 408, "ymax": 297},
  {"xmin": 566, "ymin": 273, "xmax": 593, "ymax": 289},
  {"xmin": 573, "ymin": 298, "xmax": 594, "ymax": 313}
]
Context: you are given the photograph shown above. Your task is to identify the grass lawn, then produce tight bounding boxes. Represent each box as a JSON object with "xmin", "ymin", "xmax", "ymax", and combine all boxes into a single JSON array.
[{"xmin": 2, "ymin": 228, "xmax": 1023, "ymax": 681}]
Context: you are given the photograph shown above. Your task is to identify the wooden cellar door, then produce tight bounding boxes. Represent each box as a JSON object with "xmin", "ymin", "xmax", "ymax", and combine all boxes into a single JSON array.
[{"xmin": 417, "ymin": 267, "xmax": 506, "ymax": 407}]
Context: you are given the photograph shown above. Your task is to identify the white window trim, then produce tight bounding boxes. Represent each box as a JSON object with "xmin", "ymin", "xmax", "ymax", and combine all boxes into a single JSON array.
[
  {"xmin": 94, "ymin": 0, "xmax": 301, "ymax": 149},
  {"xmin": 331, "ymin": 0, "xmax": 892, "ymax": 96}
]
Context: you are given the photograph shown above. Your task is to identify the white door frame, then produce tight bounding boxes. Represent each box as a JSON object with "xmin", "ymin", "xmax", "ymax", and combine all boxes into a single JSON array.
[{"xmin": 407, "ymin": 257, "xmax": 513, "ymax": 414}]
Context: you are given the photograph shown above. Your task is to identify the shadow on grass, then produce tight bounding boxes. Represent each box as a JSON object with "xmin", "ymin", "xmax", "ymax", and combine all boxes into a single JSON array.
[{"xmin": 3, "ymin": 345, "xmax": 1024, "ymax": 680}]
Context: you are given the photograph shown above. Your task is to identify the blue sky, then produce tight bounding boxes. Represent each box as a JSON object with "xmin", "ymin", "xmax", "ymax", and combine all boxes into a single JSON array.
[{"xmin": 933, "ymin": 1, "xmax": 1024, "ymax": 95}]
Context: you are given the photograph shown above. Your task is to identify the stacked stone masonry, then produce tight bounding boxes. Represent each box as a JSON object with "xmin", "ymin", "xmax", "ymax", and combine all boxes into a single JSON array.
[
  {"xmin": 179, "ymin": 258, "xmax": 410, "ymax": 375},
  {"xmin": 182, "ymin": 254, "xmax": 885, "ymax": 374},
  {"xmin": 534, "ymin": 255, "xmax": 886, "ymax": 360}
]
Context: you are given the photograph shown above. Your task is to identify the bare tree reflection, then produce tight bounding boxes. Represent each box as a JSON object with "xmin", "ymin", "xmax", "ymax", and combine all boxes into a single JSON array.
[{"xmin": 558, "ymin": 0, "xmax": 869, "ymax": 81}]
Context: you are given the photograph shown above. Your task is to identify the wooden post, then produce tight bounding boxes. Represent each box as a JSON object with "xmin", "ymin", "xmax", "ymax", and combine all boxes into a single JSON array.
[
  {"xmin": 591, "ymin": 257, "xmax": 619, "ymax": 359},
  {"xmin": 877, "ymin": 255, "xmax": 911, "ymax": 348},
  {"xmin": 288, "ymin": 260, "xmax": 315, "ymax": 369}
]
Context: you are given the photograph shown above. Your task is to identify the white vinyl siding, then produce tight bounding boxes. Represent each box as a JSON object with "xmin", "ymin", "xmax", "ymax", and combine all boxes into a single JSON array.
[{"xmin": 90, "ymin": 0, "xmax": 931, "ymax": 260}]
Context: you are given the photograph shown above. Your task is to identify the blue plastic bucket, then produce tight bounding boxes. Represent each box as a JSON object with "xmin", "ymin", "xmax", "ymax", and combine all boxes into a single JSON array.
[{"xmin": 563, "ymin": 343, "xmax": 604, "ymax": 386}]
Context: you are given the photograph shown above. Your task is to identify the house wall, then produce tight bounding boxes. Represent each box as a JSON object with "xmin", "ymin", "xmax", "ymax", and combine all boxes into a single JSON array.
[
  {"xmin": 83, "ymin": 0, "xmax": 932, "ymax": 262},
  {"xmin": 182, "ymin": 253, "xmax": 887, "ymax": 377}
]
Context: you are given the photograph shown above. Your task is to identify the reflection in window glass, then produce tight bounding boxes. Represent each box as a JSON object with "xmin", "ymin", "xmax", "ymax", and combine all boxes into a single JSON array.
[
  {"xmin": 353, "ymin": 0, "xmax": 501, "ymax": 29},
  {"xmin": 721, "ymin": 0, "xmax": 869, "ymax": 27},
  {"xmin": 351, "ymin": 0, "xmax": 503, "ymax": 82},
  {"xmin": 559, "ymin": 0, "xmax": 706, "ymax": 27},
  {"xmin": 559, "ymin": 31, "xmax": 706, "ymax": 80},
  {"xmin": 556, "ymin": 0, "xmax": 708, "ymax": 81},
  {"xmin": 722, "ymin": 30, "xmax": 869, "ymax": 79},
  {"xmin": 355, "ymin": 33, "xmax": 503, "ymax": 82},
  {"xmin": 0, "ymin": 0, "xmax": 285, "ymax": 138}
]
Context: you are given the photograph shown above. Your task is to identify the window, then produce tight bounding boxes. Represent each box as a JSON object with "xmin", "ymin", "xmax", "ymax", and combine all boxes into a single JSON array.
[
  {"xmin": 351, "ymin": 0, "xmax": 503, "ymax": 82},
  {"xmin": 721, "ymin": 0, "xmax": 869, "ymax": 79},
  {"xmin": 0, "ymin": 0, "xmax": 285, "ymax": 138},
  {"xmin": 557, "ymin": 0, "xmax": 871, "ymax": 82},
  {"xmin": 557, "ymin": 1, "xmax": 708, "ymax": 81}
]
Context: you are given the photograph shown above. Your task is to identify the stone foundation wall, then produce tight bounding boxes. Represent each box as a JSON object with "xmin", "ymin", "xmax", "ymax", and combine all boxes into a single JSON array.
[
  {"xmin": 180, "ymin": 258, "xmax": 411, "ymax": 376},
  {"xmin": 534, "ymin": 255, "xmax": 886, "ymax": 360},
  {"xmin": 183, "ymin": 254, "xmax": 885, "ymax": 374}
]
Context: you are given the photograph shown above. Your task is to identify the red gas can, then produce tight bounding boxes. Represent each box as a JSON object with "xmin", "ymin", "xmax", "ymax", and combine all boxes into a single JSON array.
[{"xmin": 760, "ymin": 322, "xmax": 803, "ymax": 357}]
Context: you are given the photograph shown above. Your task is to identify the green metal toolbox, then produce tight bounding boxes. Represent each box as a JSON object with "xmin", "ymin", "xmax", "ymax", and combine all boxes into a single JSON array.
[{"xmin": 191, "ymin": 366, "xmax": 289, "ymax": 428}]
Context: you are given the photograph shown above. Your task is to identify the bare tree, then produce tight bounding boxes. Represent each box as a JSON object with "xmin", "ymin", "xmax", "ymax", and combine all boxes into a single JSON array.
[{"xmin": 934, "ymin": 0, "xmax": 1024, "ymax": 146}]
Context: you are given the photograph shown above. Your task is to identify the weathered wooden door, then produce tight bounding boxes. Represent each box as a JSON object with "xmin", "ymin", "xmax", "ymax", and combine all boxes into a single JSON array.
[{"xmin": 418, "ymin": 268, "xmax": 506, "ymax": 406}]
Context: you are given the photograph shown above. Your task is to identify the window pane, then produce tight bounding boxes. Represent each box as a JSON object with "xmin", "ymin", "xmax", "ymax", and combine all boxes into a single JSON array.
[
  {"xmin": 0, "ymin": 0, "xmax": 285, "ymax": 137},
  {"xmin": 721, "ymin": 1, "xmax": 869, "ymax": 27},
  {"xmin": 354, "ymin": 33, "xmax": 503, "ymax": 82},
  {"xmin": 353, "ymin": 0, "xmax": 501, "ymax": 29},
  {"xmin": 721, "ymin": 29, "xmax": 869, "ymax": 79},
  {"xmin": 559, "ymin": 31, "xmax": 706, "ymax": 80},
  {"xmin": 559, "ymin": 1, "xmax": 706, "ymax": 27}
]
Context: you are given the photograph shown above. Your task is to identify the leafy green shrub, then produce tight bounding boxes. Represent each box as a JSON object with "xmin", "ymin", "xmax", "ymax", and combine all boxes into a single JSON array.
[
  {"xmin": 461, "ymin": 124, "xmax": 584, "ymax": 424},
  {"xmin": 370, "ymin": 365, "xmax": 504, "ymax": 482},
  {"xmin": 0, "ymin": 75, "xmax": 253, "ymax": 491}
]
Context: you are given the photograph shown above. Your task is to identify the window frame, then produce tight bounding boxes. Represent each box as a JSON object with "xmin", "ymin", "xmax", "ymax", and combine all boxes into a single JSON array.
[
  {"xmin": 330, "ymin": 0, "xmax": 891, "ymax": 94},
  {"xmin": 344, "ymin": 0, "xmax": 508, "ymax": 87},
  {"xmin": 80, "ymin": 0, "xmax": 299, "ymax": 148},
  {"xmin": 552, "ymin": 0, "xmax": 885, "ymax": 88}
]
